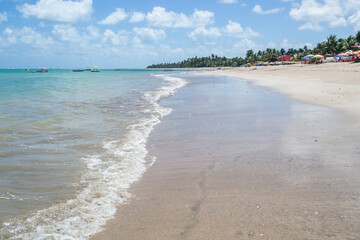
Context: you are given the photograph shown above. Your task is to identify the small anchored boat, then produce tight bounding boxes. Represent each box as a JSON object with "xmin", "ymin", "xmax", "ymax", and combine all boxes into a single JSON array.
[
  {"xmin": 91, "ymin": 66, "xmax": 100, "ymax": 72},
  {"xmin": 31, "ymin": 67, "xmax": 48, "ymax": 73}
]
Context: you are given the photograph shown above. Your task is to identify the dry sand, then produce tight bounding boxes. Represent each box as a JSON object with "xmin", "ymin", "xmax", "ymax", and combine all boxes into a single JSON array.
[
  {"xmin": 197, "ymin": 62, "xmax": 360, "ymax": 119},
  {"xmin": 92, "ymin": 64, "xmax": 360, "ymax": 240}
]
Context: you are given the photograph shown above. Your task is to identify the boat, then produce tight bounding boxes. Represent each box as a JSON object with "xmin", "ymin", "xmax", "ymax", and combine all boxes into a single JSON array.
[
  {"xmin": 72, "ymin": 69, "xmax": 84, "ymax": 72},
  {"xmin": 91, "ymin": 66, "xmax": 100, "ymax": 72},
  {"xmin": 31, "ymin": 67, "xmax": 48, "ymax": 73}
]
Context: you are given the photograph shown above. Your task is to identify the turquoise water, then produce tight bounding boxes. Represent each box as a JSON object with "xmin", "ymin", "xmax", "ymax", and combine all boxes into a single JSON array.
[{"xmin": 0, "ymin": 69, "xmax": 188, "ymax": 239}]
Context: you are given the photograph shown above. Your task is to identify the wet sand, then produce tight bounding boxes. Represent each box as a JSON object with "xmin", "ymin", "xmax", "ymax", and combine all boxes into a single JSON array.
[{"xmin": 92, "ymin": 75, "xmax": 360, "ymax": 240}]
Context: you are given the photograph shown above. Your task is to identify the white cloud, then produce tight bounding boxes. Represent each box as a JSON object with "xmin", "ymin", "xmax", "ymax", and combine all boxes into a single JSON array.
[
  {"xmin": 146, "ymin": 7, "xmax": 214, "ymax": 28},
  {"xmin": 346, "ymin": 0, "xmax": 360, "ymax": 31},
  {"xmin": 289, "ymin": 0, "xmax": 346, "ymax": 30},
  {"xmin": 226, "ymin": 21, "xmax": 244, "ymax": 34},
  {"xmin": 225, "ymin": 21, "xmax": 261, "ymax": 38},
  {"xmin": 52, "ymin": 24, "xmax": 81, "ymax": 42},
  {"xmin": 348, "ymin": 11, "xmax": 360, "ymax": 31},
  {"xmin": 329, "ymin": 17, "xmax": 347, "ymax": 28},
  {"xmin": 98, "ymin": 8, "xmax": 127, "ymax": 25},
  {"xmin": 253, "ymin": 5, "xmax": 283, "ymax": 14},
  {"xmin": 298, "ymin": 22, "xmax": 323, "ymax": 31},
  {"xmin": 129, "ymin": 12, "xmax": 145, "ymax": 23},
  {"xmin": 2, "ymin": 26, "xmax": 53, "ymax": 47},
  {"xmin": 219, "ymin": 0, "xmax": 238, "ymax": 4},
  {"xmin": 17, "ymin": 0, "xmax": 92, "ymax": 23},
  {"xmin": 102, "ymin": 29, "xmax": 128, "ymax": 45},
  {"xmin": 192, "ymin": 9, "xmax": 214, "ymax": 27},
  {"xmin": 133, "ymin": 27, "xmax": 166, "ymax": 42},
  {"xmin": 233, "ymin": 38, "xmax": 259, "ymax": 51},
  {"xmin": 188, "ymin": 27, "xmax": 222, "ymax": 40},
  {"xmin": 288, "ymin": 0, "xmax": 360, "ymax": 31},
  {"xmin": 146, "ymin": 7, "xmax": 189, "ymax": 28},
  {"xmin": 0, "ymin": 11, "xmax": 7, "ymax": 23},
  {"xmin": 290, "ymin": 0, "xmax": 343, "ymax": 21},
  {"xmin": 86, "ymin": 25, "xmax": 101, "ymax": 39}
]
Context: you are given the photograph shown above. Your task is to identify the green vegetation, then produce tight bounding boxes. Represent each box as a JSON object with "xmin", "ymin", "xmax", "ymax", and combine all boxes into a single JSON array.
[
  {"xmin": 147, "ymin": 54, "xmax": 246, "ymax": 68},
  {"xmin": 147, "ymin": 31, "xmax": 360, "ymax": 68}
]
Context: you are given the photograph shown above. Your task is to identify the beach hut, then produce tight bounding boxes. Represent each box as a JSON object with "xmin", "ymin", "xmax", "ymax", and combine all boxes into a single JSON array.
[{"xmin": 282, "ymin": 55, "xmax": 291, "ymax": 61}]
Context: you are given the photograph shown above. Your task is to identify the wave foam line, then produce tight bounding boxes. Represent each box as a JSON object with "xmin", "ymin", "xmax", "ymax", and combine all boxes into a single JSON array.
[{"xmin": 0, "ymin": 75, "xmax": 188, "ymax": 240}]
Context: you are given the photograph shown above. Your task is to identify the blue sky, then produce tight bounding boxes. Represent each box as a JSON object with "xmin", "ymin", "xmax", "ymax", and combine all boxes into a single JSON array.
[{"xmin": 0, "ymin": 0, "xmax": 359, "ymax": 68}]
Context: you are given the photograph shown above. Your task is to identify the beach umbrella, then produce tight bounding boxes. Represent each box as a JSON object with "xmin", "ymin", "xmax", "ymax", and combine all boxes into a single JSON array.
[
  {"xmin": 302, "ymin": 56, "xmax": 314, "ymax": 59},
  {"xmin": 337, "ymin": 53, "xmax": 349, "ymax": 57},
  {"xmin": 346, "ymin": 51, "xmax": 356, "ymax": 55},
  {"xmin": 314, "ymin": 55, "xmax": 323, "ymax": 58},
  {"xmin": 346, "ymin": 51, "xmax": 356, "ymax": 60}
]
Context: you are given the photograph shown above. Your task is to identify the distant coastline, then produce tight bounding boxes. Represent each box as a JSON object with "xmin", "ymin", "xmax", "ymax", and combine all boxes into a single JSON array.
[{"xmin": 147, "ymin": 32, "xmax": 360, "ymax": 69}]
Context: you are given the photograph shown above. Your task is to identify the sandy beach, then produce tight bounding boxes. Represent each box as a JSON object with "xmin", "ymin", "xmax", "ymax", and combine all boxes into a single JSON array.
[
  {"xmin": 92, "ymin": 63, "xmax": 360, "ymax": 240},
  {"xmin": 197, "ymin": 62, "xmax": 360, "ymax": 119}
]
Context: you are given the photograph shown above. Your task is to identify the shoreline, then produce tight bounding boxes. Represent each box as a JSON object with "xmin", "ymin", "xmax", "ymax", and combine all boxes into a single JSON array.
[
  {"xmin": 91, "ymin": 73, "xmax": 360, "ymax": 239},
  {"xmin": 195, "ymin": 62, "xmax": 360, "ymax": 119}
]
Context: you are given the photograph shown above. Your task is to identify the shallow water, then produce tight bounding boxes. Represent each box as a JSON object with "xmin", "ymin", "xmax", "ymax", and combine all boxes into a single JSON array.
[{"xmin": 0, "ymin": 69, "xmax": 188, "ymax": 239}]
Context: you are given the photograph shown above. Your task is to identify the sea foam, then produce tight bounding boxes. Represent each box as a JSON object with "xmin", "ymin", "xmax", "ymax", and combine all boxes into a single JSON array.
[{"xmin": 0, "ymin": 75, "xmax": 188, "ymax": 240}]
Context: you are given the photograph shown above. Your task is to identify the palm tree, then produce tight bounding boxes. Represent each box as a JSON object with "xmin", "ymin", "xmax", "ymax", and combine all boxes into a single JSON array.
[
  {"xmin": 345, "ymin": 36, "xmax": 357, "ymax": 50},
  {"xmin": 246, "ymin": 49, "xmax": 257, "ymax": 63},
  {"xmin": 270, "ymin": 48, "xmax": 279, "ymax": 62},
  {"xmin": 304, "ymin": 45, "xmax": 309, "ymax": 53},
  {"xmin": 356, "ymin": 31, "xmax": 360, "ymax": 44},
  {"xmin": 313, "ymin": 41, "xmax": 326, "ymax": 55},
  {"xmin": 336, "ymin": 38, "xmax": 347, "ymax": 53},
  {"xmin": 280, "ymin": 48, "xmax": 286, "ymax": 55},
  {"xmin": 325, "ymin": 34, "xmax": 338, "ymax": 55}
]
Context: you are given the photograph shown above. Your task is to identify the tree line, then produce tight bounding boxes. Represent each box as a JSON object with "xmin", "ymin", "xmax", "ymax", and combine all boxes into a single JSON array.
[{"xmin": 147, "ymin": 31, "xmax": 360, "ymax": 68}]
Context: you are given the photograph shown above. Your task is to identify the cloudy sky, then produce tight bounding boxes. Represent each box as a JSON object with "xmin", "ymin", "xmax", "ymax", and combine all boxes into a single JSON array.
[{"xmin": 0, "ymin": 0, "xmax": 359, "ymax": 68}]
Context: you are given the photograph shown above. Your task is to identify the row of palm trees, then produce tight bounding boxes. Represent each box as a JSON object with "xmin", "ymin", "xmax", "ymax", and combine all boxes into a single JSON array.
[
  {"xmin": 312, "ymin": 32, "xmax": 360, "ymax": 56},
  {"xmin": 147, "ymin": 55, "xmax": 247, "ymax": 68},
  {"xmin": 245, "ymin": 31, "xmax": 360, "ymax": 63},
  {"xmin": 148, "ymin": 31, "xmax": 360, "ymax": 68}
]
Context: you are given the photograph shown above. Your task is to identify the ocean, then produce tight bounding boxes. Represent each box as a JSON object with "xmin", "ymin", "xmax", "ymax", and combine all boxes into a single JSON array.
[{"xmin": 0, "ymin": 69, "xmax": 188, "ymax": 239}]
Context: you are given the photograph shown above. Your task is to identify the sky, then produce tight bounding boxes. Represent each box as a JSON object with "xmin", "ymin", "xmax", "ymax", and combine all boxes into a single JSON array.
[{"xmin": 0, "ymin": 0, "xmax": 359, "ymax": 68}]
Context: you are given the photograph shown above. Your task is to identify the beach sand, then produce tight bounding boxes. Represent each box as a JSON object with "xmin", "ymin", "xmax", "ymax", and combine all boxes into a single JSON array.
[
  {"xmin": 197, "ymin": 62, "xmax": 360, "ymax": 119},
  {"xmin": 92, "ymin": 64, "xmax": 360, "ymax": 240}
]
